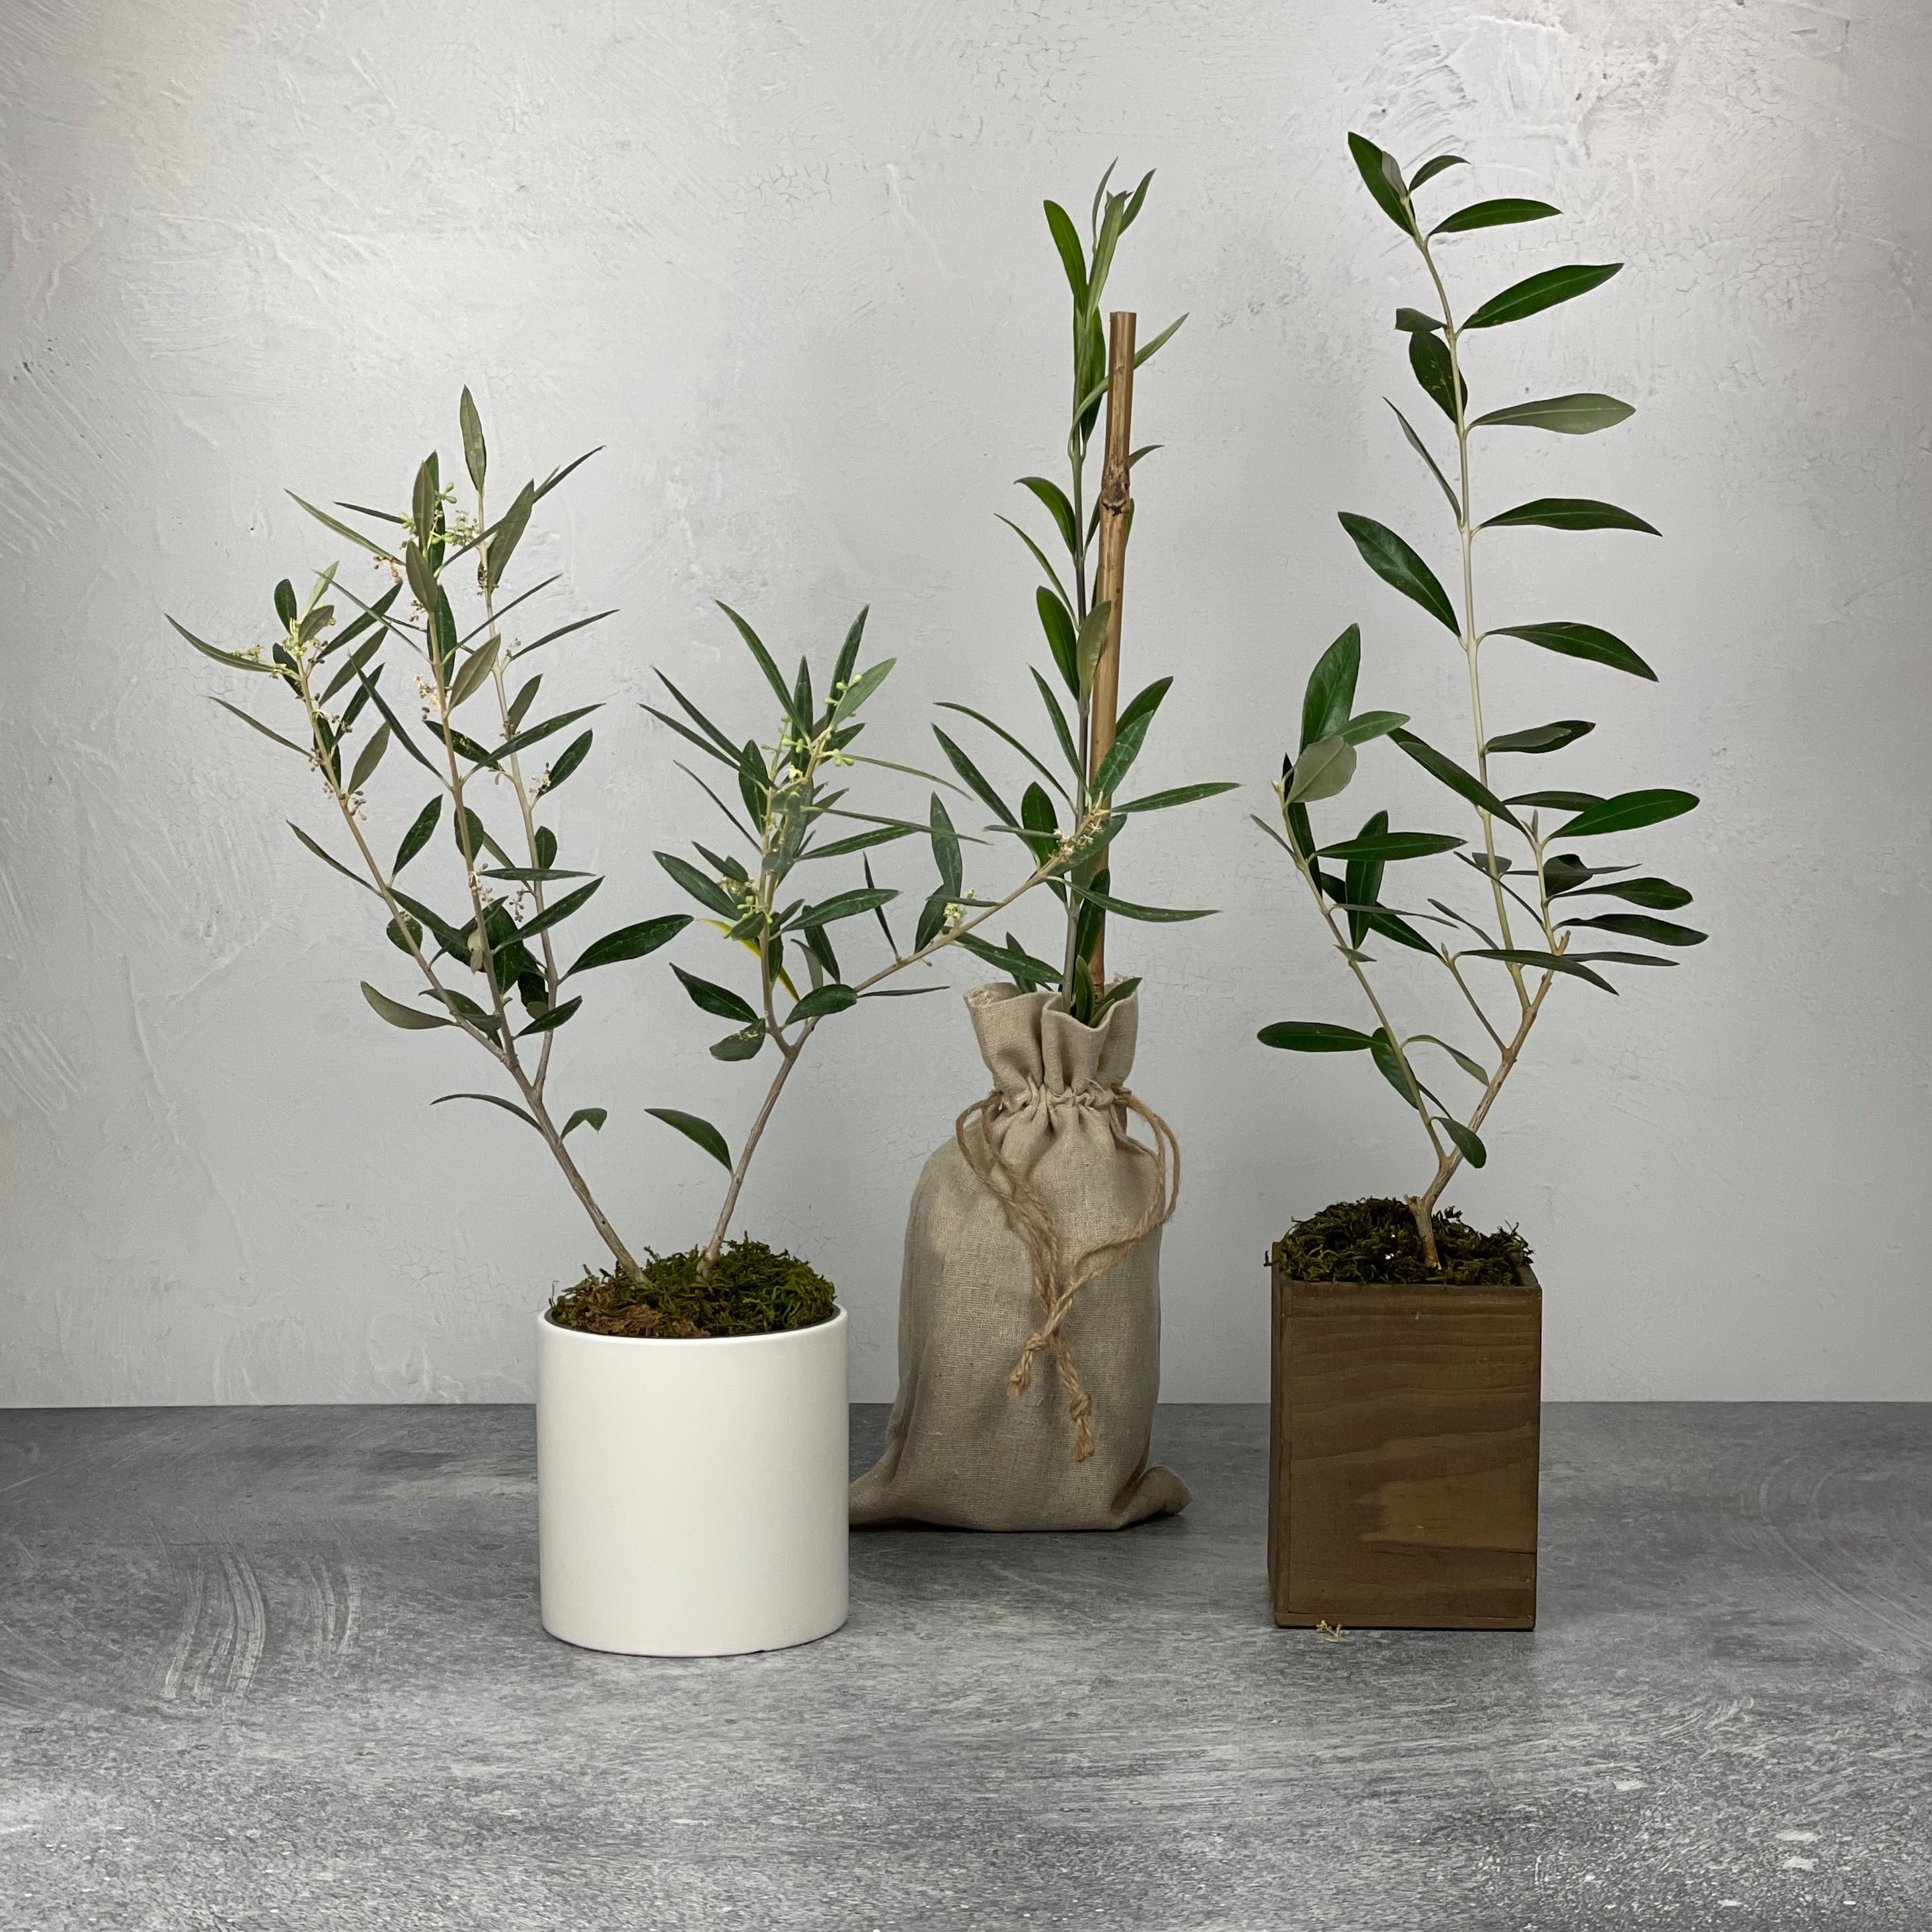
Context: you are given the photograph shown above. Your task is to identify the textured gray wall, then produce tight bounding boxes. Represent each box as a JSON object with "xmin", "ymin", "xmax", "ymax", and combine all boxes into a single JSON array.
[{"xmin": 3, "ymin": 1, "xmax": 1926, "ymax": 1404}]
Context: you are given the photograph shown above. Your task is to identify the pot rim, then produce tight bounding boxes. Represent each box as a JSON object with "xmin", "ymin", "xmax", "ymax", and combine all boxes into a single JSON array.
[{"xmin": 539, "ymin": 1305, "xmax": 847, "ymax": 1349}]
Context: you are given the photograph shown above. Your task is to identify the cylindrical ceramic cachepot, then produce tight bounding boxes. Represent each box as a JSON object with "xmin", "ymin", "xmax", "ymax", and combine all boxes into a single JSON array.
[{"xmin": 537, "ymin": 1308, "xmax": 849, "ymax": 1657}]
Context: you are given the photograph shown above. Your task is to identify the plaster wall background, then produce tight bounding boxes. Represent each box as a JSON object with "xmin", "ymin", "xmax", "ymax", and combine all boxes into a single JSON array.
[{"xmin": 2, "ymin": 0, "xmax": 1926, "ymax": 1405}]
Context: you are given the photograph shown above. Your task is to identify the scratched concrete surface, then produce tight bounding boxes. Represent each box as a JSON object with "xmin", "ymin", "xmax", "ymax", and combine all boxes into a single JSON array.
[{"xmin": 1, "ymin": 1403, "xmax": 1925, "ymax": 1930}]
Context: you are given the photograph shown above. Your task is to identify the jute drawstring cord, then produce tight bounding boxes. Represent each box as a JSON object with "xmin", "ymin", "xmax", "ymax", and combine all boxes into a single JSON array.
[{"xmin": 953, "ymin": 1083, "xmax": 1180, "ymax": 1463}]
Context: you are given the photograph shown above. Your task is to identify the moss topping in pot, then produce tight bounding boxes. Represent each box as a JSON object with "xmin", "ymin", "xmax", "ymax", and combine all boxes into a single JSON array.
[
  {"xmin": 547, "ymin": 1237, "xmax": 837, "ymax": 1339},
  {"xmin": 1276, "ymin": 1197, "xmax": 1530, "ymax": 1287}
]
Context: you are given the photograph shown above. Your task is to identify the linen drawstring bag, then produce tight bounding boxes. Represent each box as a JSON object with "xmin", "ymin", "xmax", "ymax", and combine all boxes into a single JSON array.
[{"xmin": 849, "ymin": 982, "xmax": 1190, "ymax": 1531}]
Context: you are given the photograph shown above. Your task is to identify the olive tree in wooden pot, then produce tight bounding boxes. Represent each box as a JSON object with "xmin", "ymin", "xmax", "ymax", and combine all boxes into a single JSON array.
[{"xmin": 1256, "ymin": 135, "xmax": 1704, "ymax": 1629}]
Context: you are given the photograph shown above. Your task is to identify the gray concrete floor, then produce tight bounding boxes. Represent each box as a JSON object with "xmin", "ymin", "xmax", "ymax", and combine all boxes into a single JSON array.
[{"xmin": 0, "ymin": 1404, "xmax": 1925, "ymax": 1931}]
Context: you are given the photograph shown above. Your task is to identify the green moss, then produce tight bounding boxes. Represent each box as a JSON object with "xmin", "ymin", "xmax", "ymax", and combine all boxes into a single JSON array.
[
  {"xmin": 547, "ymin": 1237, "xmax": 837, "ymax": 1340},
  {"xmin": 1276, "ymin": 1196, "xmax": 1531, "ymax": 1287}
]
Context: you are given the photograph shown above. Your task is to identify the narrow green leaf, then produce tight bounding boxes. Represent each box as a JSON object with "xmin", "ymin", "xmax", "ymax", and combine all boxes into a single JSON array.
[
  {"xmin": 932, "ymin": 728, "xmax": 1017, "ymax": 827},
  {"xmin": 656, "ymin": 852, "xmax": 741, "ymax": 919},
  {"xmin": 319, "ymin": 635, "xmax": 385, "ymax": 705},
  {"xmin": 831, "ymin": 656, "xmax": 894, "ymax": 725},
  {"xmin": 1300, "ymin": 623, "xmax": 1360, "ymax": 750},
  {"xmin": 484, "ymin": 482, "xmax": 535, "ymax": 594},
  {"xmin": 496, "ymin": 702, "xmax": 601, "ymax": 765},
  {"xmin": 167, "ymin": 615, "xmax": 274, "ymax": 676},
  {"xmin": 1341, "ymin": 808, "xmax": 1388, "ymax": 948},
  {"xmin": 447, "ymin": 636, "xmax": 501, "ymax": 710},
  {"xmin": 1432, "ymin": 197, "xmax": 1559, "ymax": 236},
  {"xmin": 711, "ymin": 1023, "xmax": 766, "ymax": 1061},
  {"xmin": 800, "ymin": 824, "xmax": 919, "ymax": 861},
  {"xmin": 210, "ymin": 698, "xmax": 308, "ymax": 756},
  {"xmin": 354, "ymin": 669, "xmax": 443, "ymax": 777},
  {"xmin": 1256, "ymin": 1021, "xmax": 1374, "ymax": 1052},
  {"xmin": 1387, "ymin": 402, "xmax": 1461, "ymax": 518},
  {"xmin": 518, "ymin": 878, "xmax": 601, "ymax": 939},
  {"xmin": 1369, "ymin": 1028, "xmax": 1430, "ymax": 1109},
  {"xmin": 672, "ymin": 963, "xmax": 759, "ymax": 1025},
  {"xmin": 1132, "ymin": 312, "xmax": 1186, "ymax": 368},
  {"xmin": 1465, "ymin": 262, "xmax": 1623, "ymax": 329},
  {"xmin": 288, "ymin": 822, "xmax": 377, "ymax": 895},
  {"xmin": 518, "ymin": 995, "xmax": 583, "ymax": 1036},
  {"xmin": 1347, "ymin": 132, "xmax": 1415, "ymax": 237},
  {"xmin": 929, "ymin": 793, "xmax": 962, "ymax": 898},
  {"xmin": 1341, "ymin": 710, "xmax": 1410, "ymax": 745},
  {"xmin": 288, "ymin": 494, "xmax": 399, "ymax": 563},
  {"xmin": 1487, "ymin": 718, "xmax": 1596, "ymax": 755},
  {"xmin": 540, "ymin": 730, "xmax": 593, "ymax": 792},
  {"xmin": 1394, "ymin": 307, "xmax": 1444, "ymax": 333},
  {"xmin": 791, "ymin": 886, "xmax": 898, "ymax": 929},
  {"xmin": 1507, "ymin": 790, "xmax": 1602, "ymax": 811},
  {"xmin": 1560, "ymin": 911, "xmax": 1707, "ymax": 947},
  {"xmin": 562, "ymin": 1106, "xmax": 607, "ymax": 1138},
  {"xmin": 999, "ymin": 516, "xmax": 1075, "ymax": 615},
  {"xmin": 459, "ymin": 387, "xmax": 486, "ymax": 494},
  {"xmin": 1035, "ymin": 587, "xmax": 1080, "ymax": 695},
  {"xmin": 1558, "ymin": 875, "xmax": 1692, "ymax": 910},
  {"xmin": 1043, "ymin": 200, "xmax": 1089, "ymax": 306},
  {"xmin": 393, "ymin": 797, "xmax": 442, "ymax": 874},
  {"xmin": 512, "ymin": 610, "xmax": 616, "ymax": 663},
  {"xmin": 1407, "ymin": 154, "xmax": 1467, "ymax": 191},
  {"xmin": 1389, "ymin": 728, "xmax": 1522, "ymax": 830},
  {"xmin": 533, "ymin": 447, "xmax": 600, "ymax": 501},
  {"xmin": 786, "ymin": 983, "xmax": 859, "ymax": 1025},
  {"xmin": 646, "ymin": 1107, "xmax": 732, "ymax": 1169},
  {"xmin": 1490, "ymin": 623, "xmax": 1656, "ymax": 681},
  {"xmin": 1463, "ymin": 947, "xmax": 1617, "ymax": 993},
  {"xmin": 566, "ymin": 914, "xmax": 691, "ymax": 975},
  {"xmin": 362, "ymin": 982, "xmax": 453, "ymax": 1030},
  {"xmin": 1409, "ymin": 330, "xmax": 1466, "ymax": 426},
  {"xmin": 433, "ymin": 1091, "xmax": 542, "ymax": 1132},
  {"xmin": 1438, "ymin": 1117, "xmax": 1488, "ymax": 1166},
  {"xmin": 1471, "ymin": 393, "xmax": 1635, "ymax": 435},
  {"xmin": 1317, "ymin": 830, "xmax": 1465, "ymax": 863},
  {"xmin": 1483, "ymin": 497, "xmax": 1659, "ymax": 535},
  {"xmin": 717, "ymin": 600, "xmax": 806, "ymax": 732},
  {"xmin": 1556, "ymin": 789, "xmax": 1699, "ymax": 838},
  {"xmin": 936, "ymin": 700, "xmax": 1069, "ymax": 801},
  {"xmin": 1017, "ymin": 477, "xmax": 1077, "ymax": 557},
  {"xmin": 1091, "ymin": 674, "xmax": 1171, "ymax": 798},
  {"xmin": 1114, "ymin": 780, "xmax": 1239, "ymax": 815},
  {"xmin": 347, "ymin": 724, "xmax": 392, "ymax": 793},
  {"xmin": 1408, "ymin": 1035, "xmax": 1489, "ymax": 1085},
  {"xmin": 1338, "ymin": 514, "xmax": 1459, "ymax": 634},
  {"xmin": 1069, "ymin": 885, "xmax": 1214, "ymax": 923}
]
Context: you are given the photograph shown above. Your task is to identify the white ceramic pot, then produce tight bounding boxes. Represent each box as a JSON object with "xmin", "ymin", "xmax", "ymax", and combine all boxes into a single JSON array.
[{"xmin": 537, "ymin": 1308, "xmax": 849, "ymax": 1657}]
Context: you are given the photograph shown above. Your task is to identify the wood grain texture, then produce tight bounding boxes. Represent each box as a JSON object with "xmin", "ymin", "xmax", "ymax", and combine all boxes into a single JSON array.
[{"xmin": 1270, "ymin": 1253, "xmax": 1541, "ymax": 1630}]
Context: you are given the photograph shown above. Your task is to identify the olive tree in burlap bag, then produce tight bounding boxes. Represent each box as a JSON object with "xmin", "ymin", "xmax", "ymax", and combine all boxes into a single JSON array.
[
  {"xmin": 849, "ymin": 984, "xmax": 1189, "ymax": 1529},
  {"xmin": 853, "ymin": 169, "xmax": 1227, "ymax": 1529}
]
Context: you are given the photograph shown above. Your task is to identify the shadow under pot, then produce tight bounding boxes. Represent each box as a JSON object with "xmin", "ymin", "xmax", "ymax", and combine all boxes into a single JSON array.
[{"xmin": 537, "ymin": 1309, "xmax": 849, "ymax": 1657}]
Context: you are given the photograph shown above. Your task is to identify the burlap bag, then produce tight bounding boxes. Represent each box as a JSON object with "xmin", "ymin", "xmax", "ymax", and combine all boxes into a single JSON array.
[{"xmin": 849, "ymin": 982, "xmax": 1190, "ymax": 1531}]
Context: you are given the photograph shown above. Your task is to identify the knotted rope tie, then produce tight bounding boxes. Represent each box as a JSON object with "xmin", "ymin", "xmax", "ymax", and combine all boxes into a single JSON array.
[{"xmin": 953, "ymin": 1083, "xmax": 1180, "ymax": 1463}]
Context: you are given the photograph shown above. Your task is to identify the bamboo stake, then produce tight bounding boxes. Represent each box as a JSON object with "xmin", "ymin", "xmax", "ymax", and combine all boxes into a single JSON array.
[{"xmin": 1086, "ymin": 310, "xmax": 1137, "ymax": 988}]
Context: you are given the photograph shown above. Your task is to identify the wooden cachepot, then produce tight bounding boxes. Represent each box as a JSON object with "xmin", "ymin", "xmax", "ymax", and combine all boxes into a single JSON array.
[{"xmin": 1268, "ymin": 1249, "xmax": 1541, "ymax": 1630}]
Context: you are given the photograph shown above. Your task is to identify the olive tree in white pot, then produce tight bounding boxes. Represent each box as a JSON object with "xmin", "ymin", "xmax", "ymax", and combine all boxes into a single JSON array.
[{"xmin": 168, "ymin": 397, "xmax": 859, "ymax": 1657}]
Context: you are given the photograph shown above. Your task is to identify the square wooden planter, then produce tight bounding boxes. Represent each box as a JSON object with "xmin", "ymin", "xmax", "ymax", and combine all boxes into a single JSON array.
[{"xmin": 1268, "ymin": 1249, "xmax": 1541, "ymax": 1631}]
